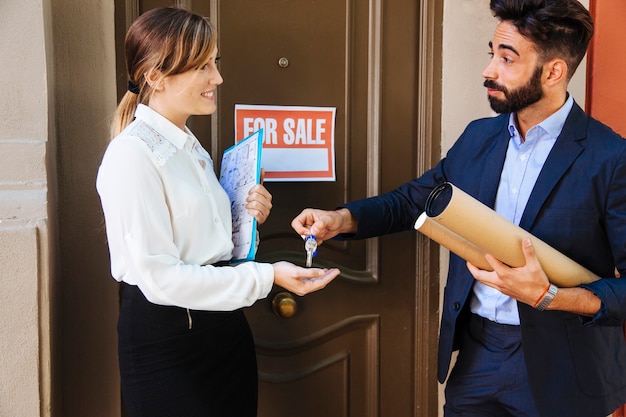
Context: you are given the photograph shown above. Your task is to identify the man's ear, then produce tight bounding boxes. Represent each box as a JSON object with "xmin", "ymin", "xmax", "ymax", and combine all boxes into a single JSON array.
[{"xmin": 544, "ymin": 59, "xmax": 568, "ymax": 86}]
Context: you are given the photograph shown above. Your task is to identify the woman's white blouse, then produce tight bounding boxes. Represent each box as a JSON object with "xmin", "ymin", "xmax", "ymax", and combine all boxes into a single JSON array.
[{"xmin": 96, "ymin": 104, "xmax": 274, "ymax": 310}]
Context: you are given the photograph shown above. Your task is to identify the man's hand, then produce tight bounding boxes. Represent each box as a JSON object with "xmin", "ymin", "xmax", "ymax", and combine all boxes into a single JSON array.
[
  {"xmin": 466, "ymin": 238, "xmax": 551, "ymax": 307},
  {"xmin": 466, "ymin": 238, "xmax": 601, "ymax": 315},
  {"xmin": 291, "ymin": 208, "xmax": 357, "ymax": 245}
]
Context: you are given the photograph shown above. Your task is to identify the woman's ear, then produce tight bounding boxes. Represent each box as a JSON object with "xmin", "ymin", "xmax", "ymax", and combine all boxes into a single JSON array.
[{"xmin": 144, "ymin": 69, "xmax": 164, "ymax": 91}]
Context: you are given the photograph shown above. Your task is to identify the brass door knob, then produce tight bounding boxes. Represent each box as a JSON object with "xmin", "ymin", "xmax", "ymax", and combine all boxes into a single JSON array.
[{"xmin": 271, "ymin": 292, "xmax": 297, "ymax": 318}]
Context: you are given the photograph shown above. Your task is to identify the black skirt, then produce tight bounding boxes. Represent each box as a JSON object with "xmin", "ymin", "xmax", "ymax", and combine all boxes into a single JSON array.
[{"xmin": 118, "ymin": 283, "xmax": 258, "ymax": 417}]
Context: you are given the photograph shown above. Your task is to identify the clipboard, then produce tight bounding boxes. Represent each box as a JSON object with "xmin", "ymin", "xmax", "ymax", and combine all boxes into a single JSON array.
[{"xmin": 219, "ymin": 129, "xmax": 264, "ymax": 261}]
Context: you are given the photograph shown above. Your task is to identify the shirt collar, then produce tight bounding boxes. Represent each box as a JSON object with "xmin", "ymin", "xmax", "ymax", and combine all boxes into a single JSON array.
[
  {"xmin": 508, "ymin": 94, "xmax": 574, "ymax": 140},
  {"xmin": 134, "ymin": 104, "xmax": 192, "ymax": 150}
]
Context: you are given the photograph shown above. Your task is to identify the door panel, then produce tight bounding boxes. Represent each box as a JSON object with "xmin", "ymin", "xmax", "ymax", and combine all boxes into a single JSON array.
[
  {"xmin": 115, "ymin": 0, "xmax": 440, "ymax": 415},
  {"xmin": 256, "ymin": 314, "xmax": 378, "ymax": 416}
]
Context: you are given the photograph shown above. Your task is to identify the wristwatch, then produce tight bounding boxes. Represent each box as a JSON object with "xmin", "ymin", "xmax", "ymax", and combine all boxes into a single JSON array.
[{"xmin": 535, "ymin": 284, "xmax": 558, "ymax": 311}]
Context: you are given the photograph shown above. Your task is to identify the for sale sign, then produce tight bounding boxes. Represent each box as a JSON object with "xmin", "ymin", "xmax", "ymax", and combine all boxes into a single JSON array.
[{"xmin": 234, "ymin": 104, "xmax": 336, "ymax": 182}]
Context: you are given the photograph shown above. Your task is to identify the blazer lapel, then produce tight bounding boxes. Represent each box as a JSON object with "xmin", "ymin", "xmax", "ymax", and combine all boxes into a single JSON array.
[
  {"xmin": 478, "ymin": 122, "xmax": 510, "ymax": 208},
  {"xmin": 519, "ymin": 103, "xmax": 588, "ymax": 231}
]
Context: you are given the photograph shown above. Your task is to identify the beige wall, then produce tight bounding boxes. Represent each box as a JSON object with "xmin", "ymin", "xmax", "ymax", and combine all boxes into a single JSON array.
[
  {"xmin": 0, "ymin": 0, "xmax": 119, "ymax": 416},
  {"xmin": 0, "ymin": 0, "xmax": 53, "ymax": 416}
]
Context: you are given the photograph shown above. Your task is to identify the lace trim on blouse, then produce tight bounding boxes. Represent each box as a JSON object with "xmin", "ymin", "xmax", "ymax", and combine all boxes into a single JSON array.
[{"xmin": 127, "ymin": 121, "xmax": 177, "ymax": 166}]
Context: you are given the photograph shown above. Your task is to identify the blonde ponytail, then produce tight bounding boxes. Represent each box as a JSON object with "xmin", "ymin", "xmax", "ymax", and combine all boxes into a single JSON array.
[{"xmin": 110, "ymin": 91, "xmax": 140, "ymax": 138}]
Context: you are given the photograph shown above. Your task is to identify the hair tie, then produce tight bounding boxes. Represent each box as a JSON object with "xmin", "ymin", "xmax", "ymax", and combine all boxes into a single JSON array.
[{"xmin": 127, "ymin": 80, "xmax": 140, "ymax": 94}]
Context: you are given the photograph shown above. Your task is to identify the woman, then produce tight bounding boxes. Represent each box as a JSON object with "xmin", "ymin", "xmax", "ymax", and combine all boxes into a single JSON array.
[{"xmin": 96, "ymin": 7, "xmax": 339, "ymax": 417}]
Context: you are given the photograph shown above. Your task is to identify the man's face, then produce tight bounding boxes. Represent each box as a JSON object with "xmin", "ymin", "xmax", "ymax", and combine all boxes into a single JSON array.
[
  {"xmin": 484, "ymin": 65, "xmax": 543, "ymax": 114},
  {"xmin": 483, "ymin": 21, "xmax": 545, "ymax": 114}
]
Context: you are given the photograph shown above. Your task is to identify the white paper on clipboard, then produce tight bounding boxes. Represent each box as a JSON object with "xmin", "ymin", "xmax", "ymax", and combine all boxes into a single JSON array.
[{"xmin": 219, "ymin": 129, "xmax": 264, "ymax": 261}]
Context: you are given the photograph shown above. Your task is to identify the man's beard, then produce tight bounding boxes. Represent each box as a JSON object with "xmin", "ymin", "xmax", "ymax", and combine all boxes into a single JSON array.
[{"xmin": 484, "ymin": 65, "xmax": 544, "ymax": 114}]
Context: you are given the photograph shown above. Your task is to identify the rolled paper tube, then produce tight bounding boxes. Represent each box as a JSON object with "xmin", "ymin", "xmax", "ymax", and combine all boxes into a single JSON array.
[
  {"xmin": 421, "ymin": 182, "xmax": 599, "ymax": 287},
  {"xmin": 414, "ymin": 212, "xmax": 492, "ymax": 271}
]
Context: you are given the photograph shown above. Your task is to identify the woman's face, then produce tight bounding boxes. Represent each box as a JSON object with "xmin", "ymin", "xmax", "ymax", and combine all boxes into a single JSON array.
[{"xmin": 150, "ymin": 47, "xmax": 223, "ymax": 130}]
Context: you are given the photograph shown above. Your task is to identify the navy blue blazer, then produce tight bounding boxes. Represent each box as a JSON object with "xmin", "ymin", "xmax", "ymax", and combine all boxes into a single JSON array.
[{"xmin": 343, "ymin": 102, "xmax": 626, "ymax": 416}]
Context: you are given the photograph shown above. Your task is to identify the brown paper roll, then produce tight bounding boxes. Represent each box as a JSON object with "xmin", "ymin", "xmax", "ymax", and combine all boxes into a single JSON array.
[
  {"xmin": 414, "ymin": 213, "xmax": 492, "ymax": 271},
  {"xmin": 416, "ymin": 182, "xmax": 599, "ymax": 287}
]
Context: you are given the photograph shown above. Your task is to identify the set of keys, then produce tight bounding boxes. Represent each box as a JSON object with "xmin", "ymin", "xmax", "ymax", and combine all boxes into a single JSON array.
[{"xmin": 304, "ymin": 235, "xmax": 317, "ymax": 267}]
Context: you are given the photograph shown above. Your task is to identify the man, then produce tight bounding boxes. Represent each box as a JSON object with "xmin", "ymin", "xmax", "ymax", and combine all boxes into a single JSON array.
[{"xmin": 291, "ymin": 1, "xmax": 626, "ymax": 416}]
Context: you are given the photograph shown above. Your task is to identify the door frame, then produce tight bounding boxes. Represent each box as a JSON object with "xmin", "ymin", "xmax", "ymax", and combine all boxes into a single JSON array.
[{"xmin": 413, "ymin": 2, "xmax": 443, "ymax": 415}]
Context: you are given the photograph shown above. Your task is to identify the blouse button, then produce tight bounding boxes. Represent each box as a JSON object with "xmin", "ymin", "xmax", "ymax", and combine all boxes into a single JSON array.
[{"xmin": 453, "ymin": 302, "xmax": 462, "ymax": 311}]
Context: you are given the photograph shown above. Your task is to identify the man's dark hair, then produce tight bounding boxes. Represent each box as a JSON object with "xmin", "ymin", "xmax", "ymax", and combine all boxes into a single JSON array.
[{"xmin": 490, "ymin": 0, "xmax": 594, "ymax": 80}]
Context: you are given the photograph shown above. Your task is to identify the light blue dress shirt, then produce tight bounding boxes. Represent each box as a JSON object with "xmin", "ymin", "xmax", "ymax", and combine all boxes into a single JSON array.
[{"xmin": 470, "ymin": 95, "xmax": 575, "ymax": 325}]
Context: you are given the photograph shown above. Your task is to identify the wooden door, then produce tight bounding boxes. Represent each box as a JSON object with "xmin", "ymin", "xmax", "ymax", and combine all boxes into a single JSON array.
[{"xmin": 115, "ymin": 1, "xmax": 441, "ymax": 415}]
